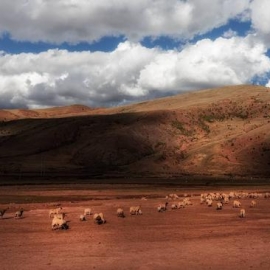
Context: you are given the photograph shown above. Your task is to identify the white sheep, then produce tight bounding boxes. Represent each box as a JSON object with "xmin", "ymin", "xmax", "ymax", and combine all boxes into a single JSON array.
[
  {"xmin": 84, "ymin": 208, "xmax": 92, "ymax": 216},
  {"xmin": 206, "ymin": 199, "xmax": 213, "ymax": 207},
  {"xmin": 52, "ymin": 217, "xmax": 69, "ymax": 230},
  {"xmin": 93, "ymin": 213, "xmax": 106, "ymax": 224},
  {"xmin": 171, "ymin": 204, "xmax": 178, "ymax": 210},
  {"xmin": 223, "ymin": 196, "xmax": 230, "ymax": 204},
  {"xmin": 0, "ymin": 208, "xmax": 9, "ymax": 219},
  {"xmin": 183, "ymin": 198, "xmax": 192, "ymax": 206},
  {"xmin": 216, "ymin": 202, "xmax": 223, "ymax": 210},
  {"xmin": 233, "ymin": 200, "xmax": 241, "ymax": 208},
  {"xmin": 53, "ymin": 213, "xmax": 66, "ymax": 220},
  {"xmin": 177, "ymin": 202, "xmax": 185, "ymax": 208},
  {"xmin": 239, "ymin": 208, "xmax": 246, "ymax": 218},
  {"xmin": 229, "ymin": 192, "xmax": 235, "ymax": 199},
  {"xmin": 249, "ymin": 192, "xmax": 258, "ymax": 199},
  {"xmin": 250, "ymin": 200, "xmax": 256, "ymax": 208},
  {"xmin": 166, "ymin": 194, "xmax": 179, "ymax": 200},
  {"xmin": 130, "ymin": 206, "xmax": 142, "ymax": 215},
  {"xmin": 157, "ymin": 202, "xmax": 168, "ymax": 212},
  {"xmin": 49, "ymin": 207, "xmax": 62, "ymax": 218},
  {"xmin": 116, "ymin": 208, "xmax": 125, "ymax": 218},
  {"xmin": 79, "ymin": 214, "xmax": 86, "ymax": 221},
  {"xmin": 200, "ymin": 197, "xmax": 205, "ymax": 204},
  {"xmin": 14, "ymin": 208, "xmax": 24, "ymax": 218}
]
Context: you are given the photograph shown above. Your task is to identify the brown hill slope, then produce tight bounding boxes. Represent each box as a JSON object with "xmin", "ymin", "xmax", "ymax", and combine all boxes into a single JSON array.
[
  {"xmin": 0, "ymin": 84, "xmax": 269, "ymax": 179},
  {"xmin": 0, "ymin": 104, "xmax": 100, "ymax": 121}
]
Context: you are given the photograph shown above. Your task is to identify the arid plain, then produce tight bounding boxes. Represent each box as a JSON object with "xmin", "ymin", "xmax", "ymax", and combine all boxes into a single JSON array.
[{"xmin": 1, "ymin": 184, "xmax": 270, "ymax": 270}]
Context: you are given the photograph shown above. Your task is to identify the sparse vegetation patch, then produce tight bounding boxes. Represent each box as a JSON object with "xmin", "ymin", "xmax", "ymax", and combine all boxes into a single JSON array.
[{"xmin": 171, "ymin": 120, "xmax": 193, "ymax": 136}]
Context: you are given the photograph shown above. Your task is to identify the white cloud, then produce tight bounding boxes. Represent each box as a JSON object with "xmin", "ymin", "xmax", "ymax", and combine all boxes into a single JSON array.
[
  {"xmin": 250, "ymin": 0, "xmax": 270, "ymax": 46},
  {"xmin": 0, "ymin": 37, "xmax": 269, "ymax": 109},
  {"xmin": 0, "ymin": 0, "xmax": 250, "ymax": 43},
  {"xmin": 139, "ymin": 36, "xmax": 270, "ymax": 92},
  {"xmin": 250, "ymin": 0, "xmax": 270, "ymax": 34},
  {"xmin": 0, "ymin": 42, "xmax": 158, "ymax": 108},
  {"xmin": 223, "ymin": 29, "xmax": 238, "ymax": 38}
]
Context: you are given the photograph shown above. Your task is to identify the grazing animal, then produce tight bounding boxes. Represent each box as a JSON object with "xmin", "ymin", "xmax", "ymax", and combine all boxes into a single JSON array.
[
  {"xmin": 250, "ymin": 200, "xmax": 256, "ymax": 208},
  {"xmin": 15, "ymin": 208, "xmax": 24, "ymax": 218},
  {"xmin": 177, "ymin": 202, "xmax": 185, "ymax": 208},
  {"xmin": 116, "ymin": 208, "xmax": 125, "ymax": 218},
  {"xmin": 239, "ymin": 208, "xmax": 246, "ymax": 218},
  {"xmin": 93, "ymin": 213, "xmax": 106, "ymax": 224},
  {"xmin": 233, "ymin": 200, "xmax": 241, "ymax": 208},
  {"xmin": 157, "ymin": 202, "xmax": 168, "ymax": 212},
  {"xmin": 207, "ymin": 199, "xmax": 213, "ymax": 207},
  {"xmin": 183, "ymin": 198, "xmax": 192, "ymax": 206},
  {"xmin": 166, "ymin": 194, "xmax": 179, "ymax": 200},
  {"xmin": 216, "ymin": 202, "xmax": 223, "ymax": 210},
  {"xmin": 200, "ymin": 197, "xmax": 205, "ymax": 204},
  {"xmin": 53, "ymin": 213, "xmax": 66, "ymax": 220},
  {"xmin": 0, "ymin": 208, "xmax": 9, "ymax": 219},
  {"xmin": 130, "ymin": 206, "xmax": 142, "ymax": 215},
  {"xmin": 80, "ymin": 214, "xmax": 86, "ymax": 221},
  {"xmin": 84, "ymin": 208, "xmax": 92, "ymax": 216},
  {"xmin": 53, "ymin": 213, "xmax": 67, "ymax": 219},
  {"xmin": 49, "ymin": 207, "xmax": 62, "ymax": 218},
  {"xmin": 52, "ymin": 217, "xmax": 69, "ymax": 230},
  {"xmin": 171, "ymin": 204, "xmax": 178, "ymax": 210},
  {"xmin": 223, "ymin": 197, "xmax": 230, "ymax": 204}
]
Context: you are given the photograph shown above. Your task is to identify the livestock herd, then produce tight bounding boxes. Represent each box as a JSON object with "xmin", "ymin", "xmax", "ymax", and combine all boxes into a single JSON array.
[
  {"xmin": 1, "ymin": 190, "xmax": 270, "ymax": 230},
  {"xmin": 49, "ymin": 205, "xmax": 142, "ymax": 229}
]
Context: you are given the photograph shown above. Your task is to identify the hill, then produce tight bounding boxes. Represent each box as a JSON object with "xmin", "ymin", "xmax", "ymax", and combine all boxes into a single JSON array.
[{"xmin": 0, "ymin": 84, "xmax": 269, "ymax": 180}]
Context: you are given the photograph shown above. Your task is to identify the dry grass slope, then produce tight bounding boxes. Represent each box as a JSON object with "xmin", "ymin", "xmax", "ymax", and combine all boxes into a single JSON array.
[{"xmin": 0, "ymin": 84, "xmax": 269, "ymax": 179}]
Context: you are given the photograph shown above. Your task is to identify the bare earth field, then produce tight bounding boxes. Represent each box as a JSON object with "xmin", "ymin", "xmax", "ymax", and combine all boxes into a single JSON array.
[{"xmin": 1, "ymin": 183, "xmax": 270, "ymax": 270}]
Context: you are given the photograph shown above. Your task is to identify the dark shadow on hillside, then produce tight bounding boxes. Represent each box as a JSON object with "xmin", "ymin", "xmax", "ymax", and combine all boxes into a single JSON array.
[
  {"xmin": 0, "ymin": 111, "xmax": 173, "ymax": 176},
  {"xmin": 0, "ymin": 109, "xmax": 270, "ymax": 184}
]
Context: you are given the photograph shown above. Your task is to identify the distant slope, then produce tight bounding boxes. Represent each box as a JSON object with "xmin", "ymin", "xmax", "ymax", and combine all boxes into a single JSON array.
[
  {"xmin": 0, "ymin": 104, "xmax": 100, "ymax": 121},
  {"xmin": 0, "ymin": 84, "xmax": 269, "ymax": 179}
]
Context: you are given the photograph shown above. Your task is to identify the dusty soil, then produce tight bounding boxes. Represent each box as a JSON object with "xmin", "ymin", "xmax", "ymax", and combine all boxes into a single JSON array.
[{"xmin": 1, "ymin": 184, "xmax": 270, "ymax": 270}]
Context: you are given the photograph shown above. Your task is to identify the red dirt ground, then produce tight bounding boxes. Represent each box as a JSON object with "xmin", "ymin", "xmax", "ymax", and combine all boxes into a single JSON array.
[{"xmin": 1, "ymin": 185, "xmax": 270, "ymax": 270}]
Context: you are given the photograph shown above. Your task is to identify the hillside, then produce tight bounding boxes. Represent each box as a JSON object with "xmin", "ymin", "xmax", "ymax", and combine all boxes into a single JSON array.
[{"xmin": 0, "ymin": 84, "xmax": 270, "ymax": 180}]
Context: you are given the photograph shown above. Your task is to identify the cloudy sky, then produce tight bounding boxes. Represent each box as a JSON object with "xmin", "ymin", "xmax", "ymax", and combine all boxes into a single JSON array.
[{"xmin": 0, "ymin": 0, "xmax": 270, "ymax": 109}]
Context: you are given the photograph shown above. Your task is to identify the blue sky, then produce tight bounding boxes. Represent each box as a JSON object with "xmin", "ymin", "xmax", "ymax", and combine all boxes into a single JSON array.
[
  {"xmin": 0, "ymin": 33, "xmax": 125, "ymax": 54},
  {"xmin": 0, "ymin": 0, "xmax": 270, "ymax": 109}
]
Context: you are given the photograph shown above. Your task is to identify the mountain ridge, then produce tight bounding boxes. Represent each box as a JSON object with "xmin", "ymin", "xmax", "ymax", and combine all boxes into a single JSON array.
[{"xmin": 0, "ymin": 84, "xmax": 269, "ymax": 180}]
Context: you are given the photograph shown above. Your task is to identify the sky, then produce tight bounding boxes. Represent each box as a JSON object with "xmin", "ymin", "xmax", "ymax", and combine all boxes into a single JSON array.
[{"xmin": 1, "ymin": 0, "xmax": 270, "ymax": 109}]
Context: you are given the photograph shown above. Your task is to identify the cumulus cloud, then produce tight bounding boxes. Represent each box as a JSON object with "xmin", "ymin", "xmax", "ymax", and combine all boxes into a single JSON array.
[
  {"xmin": 250, "ymin": 0, "xmax": 270, "ymax": 34},
  {"xmin": 139, "ymin": 36, "xmax": 270, "ymax": 92},
  {"xmin": 0, "ymin": 37, "xmax": 269, "ymax": 109},
  {"xmin": 0, "ymin": 0, "xmax": 250, "ymax": 43},
  {"xmin": 250, "ymin": 0, "xmax": 270, "ymax": 46}
]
